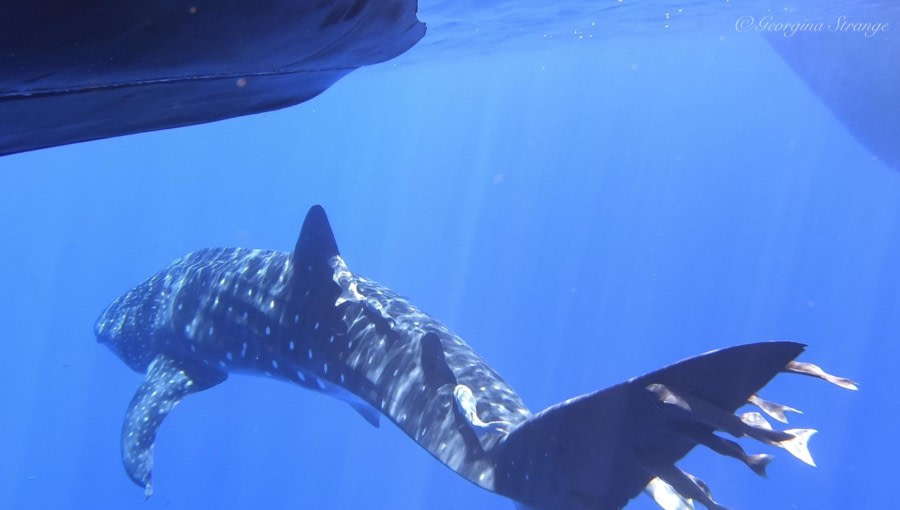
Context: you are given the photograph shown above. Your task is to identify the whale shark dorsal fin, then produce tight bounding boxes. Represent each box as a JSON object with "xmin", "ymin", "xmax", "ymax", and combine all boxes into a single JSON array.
[
  {"xmin": 290, "ymin": 206, "xmax": 343, "ymax": 299},
  {"xmin": 294, "ymin": 205, "xmax": 339, "ymax": 262},
  {"xmin": 122, "ymin": 354, "xmax": 227, "ymax": 498}
]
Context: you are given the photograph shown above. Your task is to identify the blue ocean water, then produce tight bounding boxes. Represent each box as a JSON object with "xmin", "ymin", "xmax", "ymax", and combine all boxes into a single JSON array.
[{"xmin": 0, "ymin": 1, "xmax": 897, "ymax": 509}]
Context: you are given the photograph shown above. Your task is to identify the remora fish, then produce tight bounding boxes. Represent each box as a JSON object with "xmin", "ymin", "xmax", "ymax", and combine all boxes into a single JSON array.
[{"xmin": 94, "ymin": 205, "xmax": 856, "ymax": 509}]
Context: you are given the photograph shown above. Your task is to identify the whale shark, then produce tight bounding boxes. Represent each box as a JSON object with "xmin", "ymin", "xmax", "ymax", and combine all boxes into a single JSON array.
[
  {"xmin": 0, "ymin": 0, "xmax": 424, "ymax": 156},
  {"xmin": 765, "ymin": 10, "xmax": 900, "ymax": 172},
  {"xmin": 95, "ymin": 205, "xmax": 856, "ymax": 509}
]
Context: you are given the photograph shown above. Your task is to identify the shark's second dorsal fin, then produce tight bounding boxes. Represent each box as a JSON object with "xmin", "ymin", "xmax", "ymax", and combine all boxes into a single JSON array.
[
  {"xmin": 421, "ymin": 332, "xmax": 457, "ymax": 389},
  {"xmin": 289, "ymin": 206, "xmax": 342, "ymax": 304}
]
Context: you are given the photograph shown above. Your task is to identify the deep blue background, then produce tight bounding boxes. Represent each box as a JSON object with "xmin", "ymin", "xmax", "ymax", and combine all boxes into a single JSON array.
[{"xmin": 0, "ymin": 3, "xmax": 896, "ymax": 509}]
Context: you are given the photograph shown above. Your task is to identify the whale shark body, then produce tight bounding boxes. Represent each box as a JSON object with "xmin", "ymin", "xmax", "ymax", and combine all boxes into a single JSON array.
[{"xmin": 95, "ymin": 206, "xmax": 856, "ymax": 509}]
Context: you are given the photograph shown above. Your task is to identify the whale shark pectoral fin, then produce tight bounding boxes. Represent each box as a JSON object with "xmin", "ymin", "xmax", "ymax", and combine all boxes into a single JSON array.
[
  {"xmin": 121, "ymin": 353, "xmax": 227, "ymax": 497},
  {"xmin": 349, "ymin": 401, "xmax": 381, "ymax": 428}
]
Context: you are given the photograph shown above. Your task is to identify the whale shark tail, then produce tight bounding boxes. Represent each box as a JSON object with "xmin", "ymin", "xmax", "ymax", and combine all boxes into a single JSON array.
[{"xmin": 491, "ymin": 342, "xmax": 856, "ymax": 510}]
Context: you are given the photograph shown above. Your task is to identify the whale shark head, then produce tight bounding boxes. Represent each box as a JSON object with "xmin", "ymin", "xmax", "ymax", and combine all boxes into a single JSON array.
[
  {"xmin": 94, "ymin": 271, "xmax": 176, "ymax": 373},
  {"xmin": 95, "ymin": 206, "xmax": 351, "ymax": 378}
]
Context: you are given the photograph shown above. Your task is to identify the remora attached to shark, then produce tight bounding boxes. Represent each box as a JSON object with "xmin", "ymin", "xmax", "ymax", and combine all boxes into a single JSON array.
[{"xmin": 95, "ymin": 206, "xmax": 856, "ymax": 509}]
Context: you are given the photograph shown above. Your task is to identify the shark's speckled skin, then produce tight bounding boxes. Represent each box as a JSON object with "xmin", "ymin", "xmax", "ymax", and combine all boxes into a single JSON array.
[{"xmin": 96, "ymin": 206, "xmax": 855, "ymax": 509}]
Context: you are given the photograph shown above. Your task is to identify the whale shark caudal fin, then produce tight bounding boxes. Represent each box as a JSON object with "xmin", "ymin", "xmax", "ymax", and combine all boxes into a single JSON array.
[
  {"xmin": 122, "ymin": 354, "xmax": 227, "ymax": 498},
  {"xmin": 490, "ymin": 342, "xmax": 855, "ymax": 510}
]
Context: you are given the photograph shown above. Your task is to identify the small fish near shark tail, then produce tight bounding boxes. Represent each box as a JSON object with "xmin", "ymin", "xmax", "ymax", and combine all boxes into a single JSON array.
[{"xmin": 490, "ymin": 342, "xmax": 856, "ymax": 510}]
